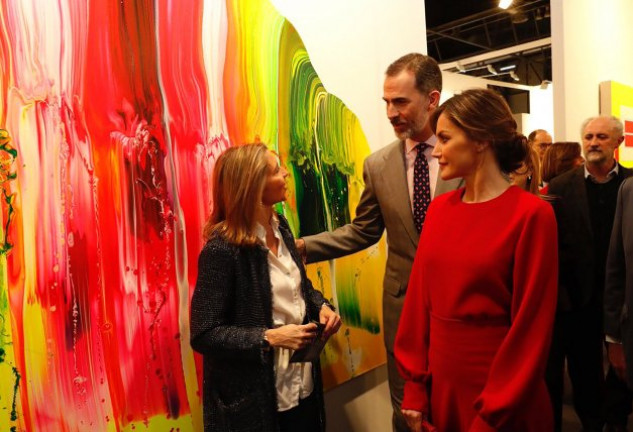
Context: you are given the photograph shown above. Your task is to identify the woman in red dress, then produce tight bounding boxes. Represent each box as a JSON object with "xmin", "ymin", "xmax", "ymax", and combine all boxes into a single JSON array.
[{"xmin": 395, "ymin": 88, "xmax": 558, "ymax": 432}]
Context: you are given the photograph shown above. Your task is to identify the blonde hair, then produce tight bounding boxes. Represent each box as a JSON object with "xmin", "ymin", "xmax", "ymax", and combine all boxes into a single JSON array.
[{"xmin": 203, "ymin": 143, "xmax": 270, "ymax": 245}]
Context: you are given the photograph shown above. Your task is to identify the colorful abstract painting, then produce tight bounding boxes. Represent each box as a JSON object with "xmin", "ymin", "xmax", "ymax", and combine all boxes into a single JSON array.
[
  {"xmin": 0, "ymin": 0, "xmax": 386, "ymax": 430},
  {"xmin": 600, "ymin": 80, "xmax": 633, "ymax": 167}
]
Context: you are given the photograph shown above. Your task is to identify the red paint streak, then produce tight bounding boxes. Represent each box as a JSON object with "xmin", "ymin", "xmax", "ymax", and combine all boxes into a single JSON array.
[
  {"xmin": 155, "ymin": 0, "xmax": 214, "ymax": 300},
  {"xmin": 81, "ymin": 0, "xmax": 190, "ymax": 425}
]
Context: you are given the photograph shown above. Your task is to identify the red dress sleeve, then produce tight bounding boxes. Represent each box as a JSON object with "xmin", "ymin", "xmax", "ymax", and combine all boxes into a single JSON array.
[
  {"xmin": 471, "ymin": 201, "xmax": 558, "ymax": 429},
  {"xmin": 394, "ymin": 218, "xmax": 432, "ymax": 414}
]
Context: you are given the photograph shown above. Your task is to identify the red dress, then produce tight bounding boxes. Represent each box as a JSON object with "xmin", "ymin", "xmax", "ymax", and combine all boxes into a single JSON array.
[{"xmin": 395, "ymin": 186, "xmax": 558, "ymax": 431}]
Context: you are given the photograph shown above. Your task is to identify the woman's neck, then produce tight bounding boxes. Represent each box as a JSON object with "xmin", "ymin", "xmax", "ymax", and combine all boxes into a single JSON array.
[
  {"xmin": 255, "ymin": 205, "xmax": 274, "ymax": 228},
  {"xmin": 462, "ymin": 154, "xmax": 511, "ymax": 203},
  {"xmin": 255, "ymin": 205, "xmax": 279, "ymax": 254}
]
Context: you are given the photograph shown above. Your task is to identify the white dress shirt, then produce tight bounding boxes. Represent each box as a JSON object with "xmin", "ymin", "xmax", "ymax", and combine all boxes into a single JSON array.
[
  {"xmin": 584, "ymin": 161, "xmax": 619, "ymax": 183},
  {"xmin": 255, "ymin": 217, "xmax": 313, "ymax": 412},
  {"xmin": 405, "ymin": 135, "xmax": 439, "ymax": 212}
]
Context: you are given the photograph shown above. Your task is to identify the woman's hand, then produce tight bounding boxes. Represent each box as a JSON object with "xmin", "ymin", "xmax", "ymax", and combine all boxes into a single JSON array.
[
  {"xmin": 319, "ymin": 305, "xmax": 342, "ymax": 339},
  {"xmin": 402, "ymin": 409, "xmax": 436, "ymax": 432},
  {"xmin": 265, "ymin": 323, "xmax": 318, "ymax": 350}
]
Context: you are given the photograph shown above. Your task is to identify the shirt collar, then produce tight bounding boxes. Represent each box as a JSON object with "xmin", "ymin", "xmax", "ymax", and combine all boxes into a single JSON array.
[
  {"xmin": 584, "ymin": 161, "xmax": 619, "ymax": 183},
  {"xmin": 405, "ymin": 135, "xmax": 437, "ymax": 155},
  {"xmin": 254, "ymin": 213, "xmax": 281, "ymax": 246}
]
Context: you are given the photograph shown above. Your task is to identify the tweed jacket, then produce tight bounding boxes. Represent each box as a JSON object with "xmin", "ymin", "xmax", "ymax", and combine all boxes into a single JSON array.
[{"xmin": 190, "ymin": 213, "xmax": 329, "ymax": 432}]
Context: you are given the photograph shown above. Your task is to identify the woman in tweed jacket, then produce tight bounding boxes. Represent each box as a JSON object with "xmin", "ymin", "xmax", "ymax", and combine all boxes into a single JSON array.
[{"xmin": 190, "ymin": 143, "xmax": 341, "ymax": 432}]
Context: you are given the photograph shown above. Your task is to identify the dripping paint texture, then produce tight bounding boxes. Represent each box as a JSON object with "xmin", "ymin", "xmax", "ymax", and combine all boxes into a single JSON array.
[{"xmin": 0, "ymin": 0, "xmax": 386, "ymax": 429}]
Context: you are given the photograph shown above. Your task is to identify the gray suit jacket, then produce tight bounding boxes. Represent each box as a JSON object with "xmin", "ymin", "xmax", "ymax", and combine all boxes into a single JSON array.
[
  {"xmin": 604, "ymin": 177, "xmax": 633, "ymax": 388},
  {"xmin": 303, "ymin": 139, "xmax": 461, "ymax": 353}
]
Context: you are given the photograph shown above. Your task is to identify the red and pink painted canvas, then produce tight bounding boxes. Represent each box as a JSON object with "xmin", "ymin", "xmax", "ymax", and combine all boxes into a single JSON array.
[{"xmin": 0, "ymin": 0, "xmax": 386, "ymax": 429}]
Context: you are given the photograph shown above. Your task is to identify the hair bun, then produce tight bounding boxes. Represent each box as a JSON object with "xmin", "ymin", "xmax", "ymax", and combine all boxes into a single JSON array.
[{"xmin": 497, "ymin": 134, "xmax": 528, "ymax": 173}]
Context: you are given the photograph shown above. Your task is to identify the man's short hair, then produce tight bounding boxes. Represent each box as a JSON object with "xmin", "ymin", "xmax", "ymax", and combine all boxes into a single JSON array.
[
  {"xmin": 580, "ymin": 115, "xmax": 624, "ymax": 138},
  {"xmin": 385, "ymin": 53, "xmax": 442, "ymax": 95},
  {"xmin": 528, "ymin": 129, "xmax": 549, "ymax": 144}
]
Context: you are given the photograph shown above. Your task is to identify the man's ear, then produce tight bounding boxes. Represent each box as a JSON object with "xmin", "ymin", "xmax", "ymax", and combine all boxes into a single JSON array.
[
  {"xmin": 428, "ymin": 90, "xmax": 441, "ymax": 110},
  {"xmin": 618, "ymin": 136, "xmax": 625, "ymax": 145}
]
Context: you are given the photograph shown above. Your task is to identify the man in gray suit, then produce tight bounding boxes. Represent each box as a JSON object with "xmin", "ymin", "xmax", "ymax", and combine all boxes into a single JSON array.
[
  {"xmin": 605, "ymin": 176, "xmax": 633, "ymax": 394},
  {"xmin": 296, "ymin": 53, "xmax": 460, "ymax": 432}
]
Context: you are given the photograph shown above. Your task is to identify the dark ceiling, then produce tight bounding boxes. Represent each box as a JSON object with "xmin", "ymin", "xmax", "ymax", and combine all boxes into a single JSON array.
[{"xmin": 425, "ymin": 0, "xmax": 551, "ymax": 86}]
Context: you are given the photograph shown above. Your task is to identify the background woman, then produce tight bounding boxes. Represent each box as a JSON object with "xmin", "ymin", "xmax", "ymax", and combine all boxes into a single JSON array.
[
  {"xmin": 395, "ymin": 88, "xmax": 558, "ymax": 432},
  {"xmin": 190, "ymin": 143, "xmax": 341, "ymax": 432},
  {"xmin": 540, "ymin": 141, "xmax": 584, "ymax": 195},
  {"xmin": 509, "ymin": 145, "xmax": 541, "ymax": 194}
]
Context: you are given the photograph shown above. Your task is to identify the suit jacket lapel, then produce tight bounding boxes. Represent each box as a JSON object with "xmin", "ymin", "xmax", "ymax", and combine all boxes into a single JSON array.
[{"xmin": 380, "ymin": 141, "xmax": 419, "ymax": 247}]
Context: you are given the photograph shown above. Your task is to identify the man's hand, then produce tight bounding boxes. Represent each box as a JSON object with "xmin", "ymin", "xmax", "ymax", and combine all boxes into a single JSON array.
[
  {"xmin": 608, "ymin": 342, "xmax": 627, "ymax": 381},
  {"xmin": 295, "ymin": 238, "xmax": 307, "ymax": 262}
]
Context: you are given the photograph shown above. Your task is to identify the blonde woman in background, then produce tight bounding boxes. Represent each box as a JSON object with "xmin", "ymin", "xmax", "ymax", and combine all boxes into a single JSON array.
[{"xmin": 510, "ymin": 146, "xmax": 541, "ymax": 194}]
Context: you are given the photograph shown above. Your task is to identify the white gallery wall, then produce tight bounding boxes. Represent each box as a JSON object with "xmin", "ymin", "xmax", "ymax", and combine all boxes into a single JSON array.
[
  {"xmin": 551, "ymin": 0, "xmax": 633, "ymax": 141},
  {"xmin": 442, "ymin": 71, "xmax": 555, "ymax": 138}
]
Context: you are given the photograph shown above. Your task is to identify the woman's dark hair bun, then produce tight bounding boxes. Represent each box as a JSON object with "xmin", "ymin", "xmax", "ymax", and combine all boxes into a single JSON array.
[{"xmin": 494, "ymin": 134, "xmax": 529, "ymax": 173}]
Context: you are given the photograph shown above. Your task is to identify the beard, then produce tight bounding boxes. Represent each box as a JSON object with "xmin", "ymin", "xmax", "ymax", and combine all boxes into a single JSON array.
[
  {"xmin": 584, "ymin": 150, "xmax": 606, "ymax": 164},
  {"xmin": 392, "ymin": 117, "xmax": 426, "ymax": 141}
]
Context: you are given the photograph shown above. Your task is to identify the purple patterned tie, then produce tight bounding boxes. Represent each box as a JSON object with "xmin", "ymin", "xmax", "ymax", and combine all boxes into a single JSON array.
[{"xmin": 413, "ymin": 143, "xmax": 431, "ymax": 233}]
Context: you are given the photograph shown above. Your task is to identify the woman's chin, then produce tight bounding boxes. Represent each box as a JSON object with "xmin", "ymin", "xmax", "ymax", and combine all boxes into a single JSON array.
[{"xmin": 439, "ymin": 168, "xmax": 457, "ymax": 181}]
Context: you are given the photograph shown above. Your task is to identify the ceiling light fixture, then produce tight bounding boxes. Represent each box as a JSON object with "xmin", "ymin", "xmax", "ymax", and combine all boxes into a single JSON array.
[
  {"xmin": 535, "ymin": 8, "xmax": 543, "ymax": 21},
  {"xmin": 540, "ymin": 80, "xmax": 552, "ymax": 89},
  {"xmin": 509, "ymin": 71, "xmax": 520, "ymax": 81},
  {"xmin": 486, "ymin": 64, "xmax": 498, "ymax": 75},
  {"xmin": 498, "ymin": 0, "xmax": 513, "ymax": 9},
  {"xmin": 456, "ymin": 61, "xmax": 466, "ymax": 73},
  {"xmin": 498, "ymin": 64, "xmax": 516, "ymax": 72}
]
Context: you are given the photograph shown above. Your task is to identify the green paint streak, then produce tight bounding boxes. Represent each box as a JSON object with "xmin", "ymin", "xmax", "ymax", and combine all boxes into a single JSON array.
[
  {"xmin": 0, "ymin": 130, "xmax": 16, "ymax": 255},
  {"xmin": 277, "ymin": 24, "xmax": 381, "ymax": 333},
  {"xmin": 11, "ymin": 366, "xmax": 20, "ymax": 422},
  {"xmin": 282, "ymin": 28, "xmax": 362, "ymax": 236}
]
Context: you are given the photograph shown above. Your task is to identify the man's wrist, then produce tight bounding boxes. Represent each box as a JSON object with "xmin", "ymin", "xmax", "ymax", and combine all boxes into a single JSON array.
[{"xmin": 296, "ymin": 238, "xmax": 307, "ymax": 260}]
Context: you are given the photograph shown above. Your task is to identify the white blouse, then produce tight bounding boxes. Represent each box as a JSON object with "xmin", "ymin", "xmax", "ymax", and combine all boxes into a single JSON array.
[{"xmin": 255, "ymin": 217, "xmax": 314, "ymax": 412}]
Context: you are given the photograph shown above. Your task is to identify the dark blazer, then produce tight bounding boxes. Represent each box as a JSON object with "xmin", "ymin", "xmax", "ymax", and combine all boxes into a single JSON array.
[
  {"xmin": 303, "ymin": 139, "xmax": 461, "ymax": 353},
  {"xmin": 548, "ymin": 164, "xmax": 633, "ymax": 311},
  {"xmin": 604, "ymin": 178, "xmax": 633, "ymax": 388},
  {"xmin": 190, "ymin": 213, "xmax": 329, "ymax": 432}
]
